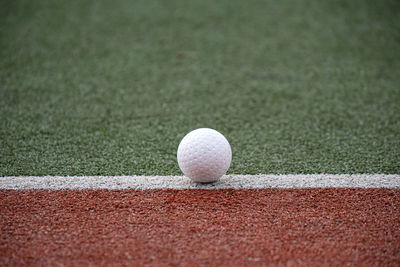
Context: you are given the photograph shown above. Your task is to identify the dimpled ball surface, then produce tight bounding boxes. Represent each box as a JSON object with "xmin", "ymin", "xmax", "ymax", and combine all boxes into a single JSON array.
[{"xmin": 177, "ymin": 128, "xmax": 232, "ymax": 183}]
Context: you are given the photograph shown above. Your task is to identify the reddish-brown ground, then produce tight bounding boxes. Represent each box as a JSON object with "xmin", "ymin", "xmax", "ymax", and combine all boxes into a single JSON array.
[{"xmin": 1, "ymin": 189, "xmax": 399, "ymax": 266}]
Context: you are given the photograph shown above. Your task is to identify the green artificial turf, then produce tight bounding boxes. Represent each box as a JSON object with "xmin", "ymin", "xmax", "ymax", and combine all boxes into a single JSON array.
[{"xmin": 1, "ymin": 0, "xmax": 399, "ymax": 176}]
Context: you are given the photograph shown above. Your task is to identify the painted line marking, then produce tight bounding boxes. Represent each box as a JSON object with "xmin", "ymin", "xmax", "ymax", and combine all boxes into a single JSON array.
[{"xmin": 0, "ymin": 174, "xmax": 399, "ymax": 189}]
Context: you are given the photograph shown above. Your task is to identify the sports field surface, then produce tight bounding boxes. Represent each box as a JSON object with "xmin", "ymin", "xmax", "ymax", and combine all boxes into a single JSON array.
[
  {"xmin": 1, "ymin": 0, "xmax": 399, "ymax": 176},
  {"xmin": 1, "ymin": 0, "xmax": 399, "ymax": 266}
]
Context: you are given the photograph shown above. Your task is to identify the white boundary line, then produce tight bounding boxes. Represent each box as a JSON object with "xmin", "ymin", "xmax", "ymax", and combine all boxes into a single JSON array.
[{"xmin": 0, "ymin": 174, "xmax": 399, "ymax": 190}]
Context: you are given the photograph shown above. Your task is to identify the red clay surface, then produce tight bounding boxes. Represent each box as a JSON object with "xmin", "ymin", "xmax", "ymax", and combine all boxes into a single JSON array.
[{"xmin": 1, "ymin": 189, "xmax": 399, "ymax": 266}]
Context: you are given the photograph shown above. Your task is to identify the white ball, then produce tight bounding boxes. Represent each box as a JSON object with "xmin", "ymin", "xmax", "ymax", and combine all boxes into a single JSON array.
[{"xmin": 177, "ymin": 128, "xmax": 232, "ymax": 183}]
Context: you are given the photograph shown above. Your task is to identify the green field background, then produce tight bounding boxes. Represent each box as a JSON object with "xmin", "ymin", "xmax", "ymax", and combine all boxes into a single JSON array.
[{"xmin": 1, "ymin": 0, "xmax": 399, "ymax": 175}]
